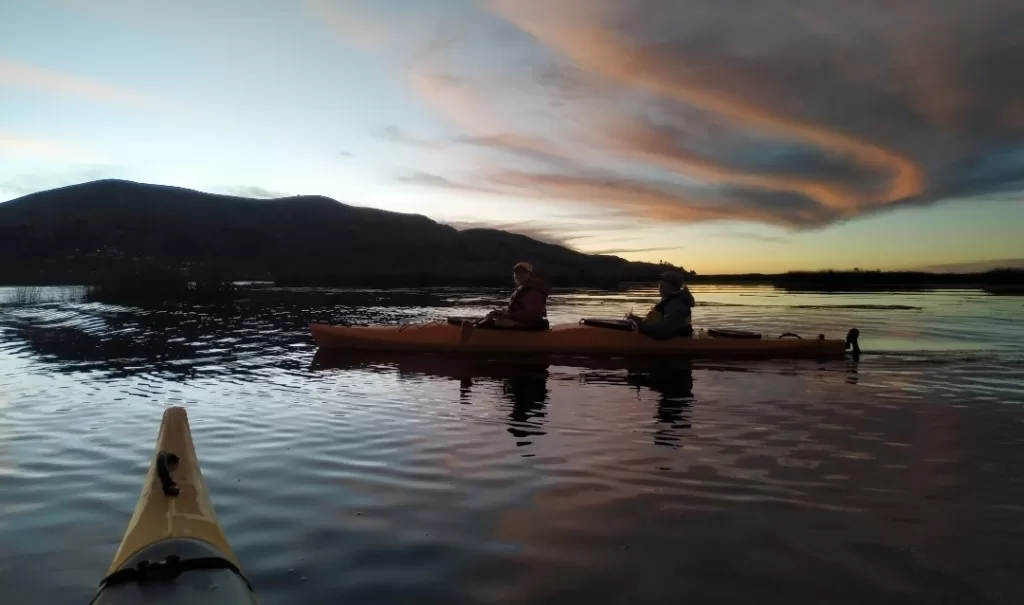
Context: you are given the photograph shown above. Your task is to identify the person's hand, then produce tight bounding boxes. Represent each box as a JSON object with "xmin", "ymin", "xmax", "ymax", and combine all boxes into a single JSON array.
[{"xmin": 628, "ymin": 317, "xmax": 639, "ymax": 332}]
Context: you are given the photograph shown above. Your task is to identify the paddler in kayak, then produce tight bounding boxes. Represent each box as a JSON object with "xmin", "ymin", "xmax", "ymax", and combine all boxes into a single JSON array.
[
  {"xmin": 479, "ymin": 261, "xmax": 551, "ymax": 329},
  {"xmin": 628, "ymin": 270, "xmax": 695, "ymax": 339}
]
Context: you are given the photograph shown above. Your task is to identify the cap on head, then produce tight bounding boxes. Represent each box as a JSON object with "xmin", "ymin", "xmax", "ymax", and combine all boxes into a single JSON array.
[
  {"xmin": 513, "ymin": 261, "xmax": 534, "ymax": 273},
  {"xmin": 658, "ymin": 270, "xmax": 685, "ymax": 287}
]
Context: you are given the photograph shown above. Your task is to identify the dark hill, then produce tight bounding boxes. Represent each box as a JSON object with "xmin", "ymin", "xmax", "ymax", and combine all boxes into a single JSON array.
[{"xmin": 0, "ymin": 179, "xmax": 679, "ymax": 286}]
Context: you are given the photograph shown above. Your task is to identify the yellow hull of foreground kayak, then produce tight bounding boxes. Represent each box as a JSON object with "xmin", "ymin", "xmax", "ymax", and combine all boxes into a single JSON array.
[
  {"xmin": 310, "ymin": 322, "xmax": 855, "ymax": 359},
  {"xmin": 106, "ymin": 406, "xmax": 239, "ymax": 574}
]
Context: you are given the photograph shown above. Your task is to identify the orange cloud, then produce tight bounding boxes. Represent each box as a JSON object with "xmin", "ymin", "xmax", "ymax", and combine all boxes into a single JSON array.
[
  {"xmin": 393, "ymin": 1, "xmax": 1023, "ymax": 231},
  {"xmin": 407, "ymin": 71, "xmax": 500, "ymax": 135},
  {"xmin": 491, "ymin": 171, "xmax": 819, "ymax": 225},
  {"xmin": 487, "ymin": 0, "xmax": 927, "ymax": 211},
  {"xmin": 593, "ymin": 120, "xmax": 861, "ymax": 213},
  {"xmin": 400, "ymin": 17, "xmax": 907, "ymax": 225},
  {"xmin": 407, "ymin": 167, "xmax": 823, "ymax": 227},
  {"xmin": 402, "ymin": 70, "xmax": 860, "ymax": 227},
  {"xmin": 403, "ymin": 66, "xmax": 873, "ymax": 227}
]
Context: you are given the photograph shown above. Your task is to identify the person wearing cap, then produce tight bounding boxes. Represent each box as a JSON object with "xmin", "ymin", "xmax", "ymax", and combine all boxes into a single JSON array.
[
  {"xmin": 628, "ymin": 270, "xmax": 695, "ymax": 339},
  {"xmin": 483, "ymin": 261, "xmax": 551, "ymax": 328}
]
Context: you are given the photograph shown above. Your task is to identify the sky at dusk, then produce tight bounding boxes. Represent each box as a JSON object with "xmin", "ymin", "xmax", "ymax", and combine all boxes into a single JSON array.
[{"xmin": 1, "ymin": 0, "xmax": 1023, "ymax": 274}]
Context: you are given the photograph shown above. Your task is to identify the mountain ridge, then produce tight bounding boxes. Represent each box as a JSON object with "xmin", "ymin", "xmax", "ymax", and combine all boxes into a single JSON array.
[{"xmin": 0, "ymin": 179, "xmax": 679, "ymax": 286}]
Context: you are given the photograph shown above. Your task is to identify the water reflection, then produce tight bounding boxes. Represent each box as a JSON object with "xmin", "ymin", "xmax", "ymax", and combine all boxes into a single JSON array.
[
  {"xmin": 500, "ymin": 365, "xmax": 549, "ymax": 447},
  {"xmin": 846, "ymin": 359, "xmax": 860, "ymax": 385},
  {"xmin": 310, "ymin": 351, "xmax": 703, "ymax": 450},
  {"xmin": 2, "ymin": 287, "xmax": 1023, "ymax": 605},
  {"xmin": 574, "ymin": 359, "xmax": 696, "ymax": 448},
  {"xmin": 0, "ymin": 288, "xmax": 472, "ymax": 379},
  {"xmin": 0, "ymin": 305, "xmax": 312, "ymax": 379},
  {"xmin": 627, "ymin": 363, "xmax": 695, "ymax": 447},
  {"xmin": 311, "ymin": 351, "xmax": 552, "ymax": 449}
]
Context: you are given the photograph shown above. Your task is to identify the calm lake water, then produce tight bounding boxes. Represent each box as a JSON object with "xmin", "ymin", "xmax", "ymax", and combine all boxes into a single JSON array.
[{"xmin": 1, "ymin": 285, "xmax": 1022, "ymax": 605}]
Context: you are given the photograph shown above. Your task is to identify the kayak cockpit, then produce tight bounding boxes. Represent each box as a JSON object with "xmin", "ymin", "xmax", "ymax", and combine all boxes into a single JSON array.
[{"xmin": 91, "ymin": 538, "xmax": 257, "ymax": 605}]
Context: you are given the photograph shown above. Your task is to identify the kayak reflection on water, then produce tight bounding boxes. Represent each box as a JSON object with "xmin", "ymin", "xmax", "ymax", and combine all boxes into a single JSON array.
[
  {"xmin": 498, "ymin": 363, "xmax": 550, "ymax": 447},
  {"xmin": 577, "ymin": 360, "xmax": 696, "ymax": 448},
  {"xmin": 626, "ymin": 363, "xmax": 695, "ymax": 447},
  {"xmin": 309, "ymin": 351, "xmax": 696, "ymax": 449}
]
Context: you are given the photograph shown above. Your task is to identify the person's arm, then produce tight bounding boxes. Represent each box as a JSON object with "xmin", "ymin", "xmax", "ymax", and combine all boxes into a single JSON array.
[
  {"xmin": 504, "ymin": 291, "xmax": 546, "ymax": 323},
  {"xmin": 637, "ymin": 298, "xmax": 689, "ymax": 339}
]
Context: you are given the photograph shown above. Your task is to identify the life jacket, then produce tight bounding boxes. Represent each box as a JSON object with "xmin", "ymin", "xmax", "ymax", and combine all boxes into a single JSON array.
[
  {"xmin": 643, "ymin": 288, "xmax": 694, "ymax": 333},
  {"xmin": 508, "ymin": 277, "xmax": 550, "ymax": 318}
]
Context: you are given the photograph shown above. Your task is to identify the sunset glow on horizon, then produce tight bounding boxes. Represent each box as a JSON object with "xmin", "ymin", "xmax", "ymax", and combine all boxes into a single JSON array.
[{"xmin": 2, "ymin": 0, "xmax": 1023, "ymax": 274}]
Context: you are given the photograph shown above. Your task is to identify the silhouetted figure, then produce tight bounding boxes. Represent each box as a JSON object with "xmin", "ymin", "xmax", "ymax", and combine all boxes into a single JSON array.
[
  {"xmin": 628, "ymin": 271, "xmax": 696, "ymax": 339},
  {"xmin": 481, "ymin": 262, "xmax": 550, "ymax": 329}
]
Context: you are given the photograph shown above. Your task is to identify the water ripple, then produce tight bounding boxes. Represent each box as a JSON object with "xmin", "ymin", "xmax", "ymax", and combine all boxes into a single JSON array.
[{"xmin": 0, "ymin": 286, "xmax": 1021, "ymax": 605}]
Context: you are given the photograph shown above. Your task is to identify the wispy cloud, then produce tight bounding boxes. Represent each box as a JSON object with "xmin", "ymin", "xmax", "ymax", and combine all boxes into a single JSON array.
[
  {"xmin": 445, "ymin": 219, "xmax": 580, "ymax": 248},
  {"xmin": 305, "ymin": 0, "xmax": 395, "ymax": 50},
  {"xmin": 0, "ymin": 134, "xmax": 110, "ymax": 164},
  {"xmin": 706, "ymin": 231, "xmax": 791, "ymax": 244},
  {"xmin": 391, "ymin": 0, "xmax": 1024, "ymax": 230},
  {"xmin": 0, "ymin": 57, "xmax": 195, "ymax": 117},
  {"xmin": 406, "ymin": 71, "xmax": 507, "ymax": 136},
  {"xmin": 377, "ymin": 125, "xmax": 444, "ymax": 149},
  {"xmin": 397, "ymin": 170, "xmax": 493, "ymax": 192},
  {"xmin": 586, "ymin": 245, "xmax": 683, "ymax": 257},
  {"xmin": 444, "ymin": 213, "xmax": 647, "ymax": 251},
  {"xmin": 219, "ymin": 185, "xmax": 292, "ymax": 199},
  {"xmin": 404, "ymin": 167, "xmax": 833, "ymax": 227},
  {"xmin": 454, "ymin": 133, "xmax": 582, "ymax": 172}
]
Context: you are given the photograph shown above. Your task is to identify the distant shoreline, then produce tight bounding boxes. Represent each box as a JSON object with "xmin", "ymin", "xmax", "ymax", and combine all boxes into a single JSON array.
[
  {"xmin": 275, "ymin": 268, "xmax": 1022, "ymax": 292},
  {"xmin": 1, "ymin": 268, "xmax": 1021, "ymax": 293},
  {"xmin": 685, "ymin": 269, "xmax": 1024, "ymax": 292}
]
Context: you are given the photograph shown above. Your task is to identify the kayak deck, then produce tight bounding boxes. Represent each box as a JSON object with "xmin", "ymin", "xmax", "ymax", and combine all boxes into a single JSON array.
[
  {"xmin": 93, "ymin": 406, "xmax": 257, "ymax": 604},
  {"xmin": 310, "ymin": 321, "xmax": 859, "ymax": 358},
  {"xmin": 105, "ymin": 406, "xmax": 239, "ymax": 574}
]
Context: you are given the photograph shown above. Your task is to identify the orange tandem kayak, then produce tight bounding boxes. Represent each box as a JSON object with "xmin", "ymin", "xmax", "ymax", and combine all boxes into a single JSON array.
[{"xmin": 310, "ymin": 319, "xmax": 860, "ymax": 359}]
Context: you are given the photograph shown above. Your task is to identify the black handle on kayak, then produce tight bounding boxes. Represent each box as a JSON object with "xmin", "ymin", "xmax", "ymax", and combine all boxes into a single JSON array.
[
  {"xmin": 156, "ymin": 451, "xmax": 180, "ymax": 496},
  {"xmin": 777, "ymin": 333, "xmax": 803, "ymax": 339}
]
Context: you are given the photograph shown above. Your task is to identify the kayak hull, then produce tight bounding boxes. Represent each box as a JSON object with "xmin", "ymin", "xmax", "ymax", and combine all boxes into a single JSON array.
[
  {"xmin": 92, "ymin": 406, "xmax": 258, "ymax": 605},
  {"xmin": 310, "ymin": 322, "xmax": 855, "ymax": 359}
]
